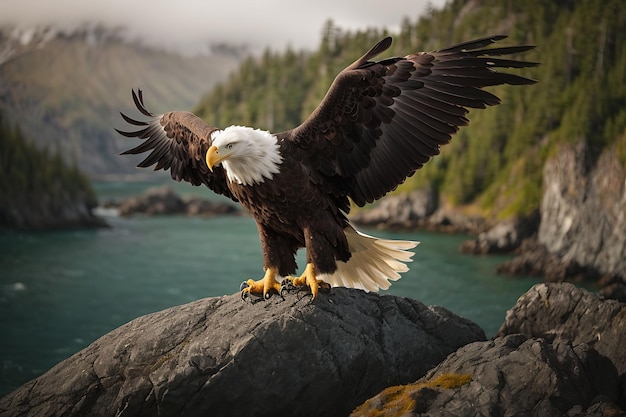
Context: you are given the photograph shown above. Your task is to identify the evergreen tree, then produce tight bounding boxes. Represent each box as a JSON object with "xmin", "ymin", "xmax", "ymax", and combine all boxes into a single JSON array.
[
  {"xmin": 0, "ymin": 112, "xmax": 99, "ymax": 228},
  {"xmin": 194, "ymin": 0, "xmax": 626, "ymax": 218}
]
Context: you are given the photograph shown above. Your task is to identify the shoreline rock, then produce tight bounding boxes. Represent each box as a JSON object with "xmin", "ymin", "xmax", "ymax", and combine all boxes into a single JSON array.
[
  {"xmin": 352, "ymin": 141, "xmax": 626, "ymax": 296},
  {"xmin": 538, "ymin": 144, "xmax": 626, "ymax": 279},
  {"xmin": 1, "ymin": 283, "xmax": 624, "ymax": 416},
  {"xmin": 350, "ymin": 187, "xmax": 490, "ymax": 234},
  {"xmin": 496, "ymin": 282, "xmax": 626, "ymax": 376},
  {"xmin": 495, "ymin": 143, "xmax": 626, "ymax": 299},
  {"xmin": 103, "ymin": 185, "xmax": 239, "ymax": 217},
  {"xmin": 354, "ymin": 282, "xmax": 626, "ymax": 415},
  {"xmin": 355, "ymin": 335, "xmax": 623, "ymax": 416},
  {"xmin": 497, "ymin": 282, "xmax": 626, "ymax": 410},
  {"xmin": 0, "ymin": 289, "xmax": 485, "ymax": 417},
  {"xmin": 495, "ymin": 238, "xmax": 602, "ymax": 281},
  {"xmin": 460, "ymin": 209, "xmax": 539, "ymax": 255},
  {"xmin": 0, "ymin": 194, "xmax": 108, "ymax": 230}
]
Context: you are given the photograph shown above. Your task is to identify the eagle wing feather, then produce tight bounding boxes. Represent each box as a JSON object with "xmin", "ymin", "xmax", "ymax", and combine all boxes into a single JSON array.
[
  {"xmin": 116, "ymin": 89, "xmax": 235, "ymax": 201},
  {"xmin": 282, "ymin": 35, "xmax": 538, "ymax": 206}
]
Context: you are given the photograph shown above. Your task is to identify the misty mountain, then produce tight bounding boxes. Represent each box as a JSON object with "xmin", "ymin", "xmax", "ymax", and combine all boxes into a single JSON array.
[{"xmin": 0, "ymin": 24, "xmax": 241, "ymax": 178}]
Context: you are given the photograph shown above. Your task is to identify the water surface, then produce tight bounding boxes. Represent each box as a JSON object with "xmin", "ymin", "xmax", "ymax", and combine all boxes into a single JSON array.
[{"xmin": 0, "ymin": 182, "xmax": 540, "ymax": 396}]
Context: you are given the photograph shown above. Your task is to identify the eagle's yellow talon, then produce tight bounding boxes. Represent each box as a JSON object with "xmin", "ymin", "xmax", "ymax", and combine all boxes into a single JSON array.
[
  {"xmin": 240, "ymin": 268, "xmax": 281, "ymax": 301},
  {"xmin": 289, "ymin": 263, "xmax": 329, "ymax": 301}
]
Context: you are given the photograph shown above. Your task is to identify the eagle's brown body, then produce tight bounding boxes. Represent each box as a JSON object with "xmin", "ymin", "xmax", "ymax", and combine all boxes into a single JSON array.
[{"xmin": 117, "ymin": 35, "xmax": 537, "ymax": 298}]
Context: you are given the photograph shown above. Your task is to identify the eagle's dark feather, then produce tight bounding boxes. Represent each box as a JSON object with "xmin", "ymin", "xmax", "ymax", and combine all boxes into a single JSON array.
[
  {"xmin": 279, "ymin": 35, "xmax": 538, "ymax": 206},
  {"xmin": 116, "ymin": 90, "xmax": 235, "ymax": 200},
  {"xmin": 116, "ymin": 35, "xmax": 537, "ymax": 286}
]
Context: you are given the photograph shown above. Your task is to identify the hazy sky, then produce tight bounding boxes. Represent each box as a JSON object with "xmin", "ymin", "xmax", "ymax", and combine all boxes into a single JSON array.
[{"xmin": 1, "ymin": 0, "xmax": 448, "ymax": 53}]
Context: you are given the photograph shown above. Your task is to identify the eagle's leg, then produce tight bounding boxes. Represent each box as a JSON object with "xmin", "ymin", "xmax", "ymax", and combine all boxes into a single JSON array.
[
  {"xmin": 240, "ymin": 267, "xmax": 282, "ymax": 300},
  {"xmin": 284, "ymin": 263, "xmax": 331, "ymax": 301}
]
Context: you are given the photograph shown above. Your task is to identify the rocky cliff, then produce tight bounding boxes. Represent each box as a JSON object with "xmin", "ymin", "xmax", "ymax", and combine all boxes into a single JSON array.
[
  {"xmin": 350, "ymin": 187, "xmax": 489, "ymax": 234},
  {"xmin": 495, "ymin": 143, "xmax": 626, "ymax": 296},
  {"xmin": 538, "ymin": 143, "xmax": 626, "ymax": 278},
  {"xmin": 357, "ymin": 141, "xmax": 626, "ymax": 294}
]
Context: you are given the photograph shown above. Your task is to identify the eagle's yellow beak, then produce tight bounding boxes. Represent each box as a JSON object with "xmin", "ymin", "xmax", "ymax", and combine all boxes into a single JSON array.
[{"xmin": 206, "ymin": 145, "xmax": 226, "ymax": 172}]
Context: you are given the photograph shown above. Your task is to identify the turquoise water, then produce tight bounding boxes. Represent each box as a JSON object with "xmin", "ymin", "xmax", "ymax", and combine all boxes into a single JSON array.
[{"xmin": 0, "ymin": 182, "xmax": 540, "ymax": 397}]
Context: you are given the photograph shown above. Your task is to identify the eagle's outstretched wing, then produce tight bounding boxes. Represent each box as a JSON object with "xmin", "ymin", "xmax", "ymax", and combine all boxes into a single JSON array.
[
  {"xmin": 282, "ymin": 35, "xmax": 538, "ymax": 206},
  {"xmin": 116, "ymin": 89, "xmax": 235, "ymax": 200}
]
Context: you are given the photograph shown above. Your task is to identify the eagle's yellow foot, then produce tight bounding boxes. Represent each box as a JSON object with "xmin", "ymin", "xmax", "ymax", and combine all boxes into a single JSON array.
[
  {"xmin": 240, "ymin": 267, "xmax": 282, "ymax": 301},
  {"xmin": 280, "ymin": 263, "xmax": 330, "ymax": 301}
]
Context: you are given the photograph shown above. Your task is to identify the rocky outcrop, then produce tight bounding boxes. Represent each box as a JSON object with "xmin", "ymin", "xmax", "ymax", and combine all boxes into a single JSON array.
[
  {"xmin": 354, "ymin": 335, "xmax": 622, "ymax": 416},
  {"xmin": 496, "ymin": 283, "xmax": 626, "ymax": 386},
  {"xmin": 2, "ymin": 283, "xmax": 625, "ymax": 416},
  {"xmin": 497, "ymin": 282, "xmax": 626, "ymax": 411},
  {"xmin": 354, "ymin": 283, "xmax": 626, "ymax": 415},
  {"xmin": 353, "ymin": 142, "xmax": 625, "ymax": 293},
  {"xmin": 496, "ymin": 238, "xmax": 598, "ymax": 282},
  {"xmin": 350, "ymin": 187, "xmax": 489, "ymax": 234},
  {"xmin": 105, "ymin": 185, "xmax": 239, "ymax": 217},
  {"xmin": 350, "ymin": 188, "xmax": 438, "ymax": 229},
  {"xmin": 0, "ymin": 289, "xmax": 485, "ymax": 417},
  {"xmin": 460, "ymin": 209, "xmax": 539, "ymax": 254},
  {"xmin": 0, "ymin": 192, "xmax": 107, "ymax": 230},
  {"xmin": 499, "ymin": 144, "xmax": 626, "ymax": 289},
  {"xmin": 538, "ymin": 144, "xmax": 626, "ymax": 279}
]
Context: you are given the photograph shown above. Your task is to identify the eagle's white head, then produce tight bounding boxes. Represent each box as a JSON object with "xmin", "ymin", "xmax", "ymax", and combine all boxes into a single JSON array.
[{"xmin": 206, "ymin": 125, "xmax": 283, "ymax": 186}]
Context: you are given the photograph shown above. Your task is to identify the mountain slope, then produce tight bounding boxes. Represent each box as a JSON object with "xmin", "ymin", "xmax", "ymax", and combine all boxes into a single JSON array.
[{"xmin": 0, "ymin": 25, "xmax": 240, "ymax": 177}]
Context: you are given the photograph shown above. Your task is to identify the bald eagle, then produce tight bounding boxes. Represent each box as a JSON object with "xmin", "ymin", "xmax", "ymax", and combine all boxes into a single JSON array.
[{"xmin": 116, "ymin": 35, "xmax": 537, "ymax": 300}]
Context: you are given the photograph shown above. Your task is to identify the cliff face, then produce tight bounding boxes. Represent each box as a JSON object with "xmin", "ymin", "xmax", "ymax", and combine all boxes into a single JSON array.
[
  {"xmin": 539, "ymin": 143, "xmax": 626, "ymax": 279},
  {"xmin": 460, "ymin": 141, "xmax": 626, "ymax": 289}
]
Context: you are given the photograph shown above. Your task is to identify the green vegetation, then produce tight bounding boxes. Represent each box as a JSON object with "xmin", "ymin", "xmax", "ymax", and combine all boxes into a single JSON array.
[
  {"xmin": 0, "ymin": 112, "xmax": 98, "ymax": 228},
  {"xmin": 195, "ymin": 0, "xmax": 626, "ymax": 218}
]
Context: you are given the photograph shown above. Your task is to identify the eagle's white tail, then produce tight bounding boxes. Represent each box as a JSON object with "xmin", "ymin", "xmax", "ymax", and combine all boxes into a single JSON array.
[{"xmin": 320, "ymin": 224, "xmax": 419, "ymax": 292}]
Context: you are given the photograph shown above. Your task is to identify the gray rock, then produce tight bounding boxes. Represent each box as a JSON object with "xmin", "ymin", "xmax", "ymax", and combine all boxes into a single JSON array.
[
  {"xmin": 426, "ymin": 207, "xmax": 489, "ymax": 234},
  {"xmin": 350, "ymin": 188, "xmax": 438, "ymax": 229},
  {"xmin": 496, "ymin": 143, "xmax": 626, "ymax": 288},
  {"xmin": 111, "ymin": 185, "xmax": 238, "ymax": 217},
  {"xmin": 461, "ymin": 210, "xmax": 539, "ymax": 254},
  {"xmin": 598, "ymin": 280, "xmax": 626, "ymax": 303},
  {"xmin": 118, "ymin": 185, "xmax": 186, "ymax": 215},
  {"xmin": 184, "ymin": 196, "xmax": 237, "ymax": 216},
  {"xmin": 353, "ymin": 334, "xmax": 622, "ymax": 416},
  {"xmin": 496, "ymin": 283, "xmax": 626, "ymax": 384},
  {"xmin": 496, "ymin": 238, "xmax": 594, "ymax": 282},
  {"xmin": 0, "ymin": 192, "xmax": 107, "ymax": 230},
  {"xmin": 497, "ymin": 282, "xmax": 626, "ymax": 410},
  {"xmin": 538, "ymin": 143, "xmax": 626, "ymax": 280},
  {"xmin": 350, "ymin": 187, "xmax": 489, "ymax": 234},
  {"xmin": 0, "ymin": 289, "xmax": 485, "ymax": 417}
]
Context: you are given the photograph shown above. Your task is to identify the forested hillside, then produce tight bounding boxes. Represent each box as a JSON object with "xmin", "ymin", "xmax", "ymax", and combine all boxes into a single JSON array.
[
  {"xmin": 0, "ymin": 112, "xmax": 104, "ymax": 229},
  {"xmin": 195, "ymin": 0, "xmax": 626, "ymax": 218}
]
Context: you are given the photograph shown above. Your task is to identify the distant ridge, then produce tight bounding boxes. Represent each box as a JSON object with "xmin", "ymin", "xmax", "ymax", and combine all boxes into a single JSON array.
[{"xmin": 0, "ymin": 23, "xmax": 242, "ymax": 177}]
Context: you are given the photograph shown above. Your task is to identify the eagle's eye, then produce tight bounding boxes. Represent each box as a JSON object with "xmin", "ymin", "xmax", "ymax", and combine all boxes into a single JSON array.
[{"xmin": 226, "ymin": 143, "xmax": 234, "ymax": 150}]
